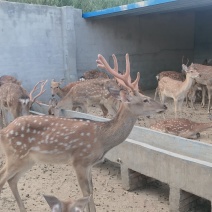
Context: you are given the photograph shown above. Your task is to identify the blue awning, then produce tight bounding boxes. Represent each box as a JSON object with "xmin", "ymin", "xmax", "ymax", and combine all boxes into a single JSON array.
[{"xmin": 82, "ymin": 0, "xmax": 212, "ymax": 19}]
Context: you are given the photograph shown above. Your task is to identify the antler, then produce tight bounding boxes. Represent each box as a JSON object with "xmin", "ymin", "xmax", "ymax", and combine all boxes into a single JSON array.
[
  {"xmin": 29, "ymin": 80, "xmax": 47, "ymax": 103},
  {"xmin": 97, "ymin": 54, "xmax": 140, "ymax": 91},
  {"xmin": 182, "ymin": 55, "xmax": 189, "ymax": 66}
]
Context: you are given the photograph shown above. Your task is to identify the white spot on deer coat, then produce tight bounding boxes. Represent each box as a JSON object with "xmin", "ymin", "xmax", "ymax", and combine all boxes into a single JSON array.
[
  {"xmin": 31, "ymin": 146, "xmax": 40, "ymax": 151},
  {"xmin": 16, "ymin": 141, "xmax": 22, "ymax": 145},
  {"xmin": 28, "ymin": 137, "xmax": 36, "ymax": 143}
]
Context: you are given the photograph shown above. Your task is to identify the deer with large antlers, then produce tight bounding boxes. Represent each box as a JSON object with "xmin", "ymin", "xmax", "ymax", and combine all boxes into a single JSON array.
[
  {"xmin": 150, "ymin": 118, "xmax": 212, "ymax": 139},
  {"xmin": 44, "ymin": 194, "xmax": 90, "ymax": 212},
  {"xmin": 0, "ymin": 80, "xmax": 47, "ymax": 127},
  {"xmin": 0, "ymin": 53, "xmax": 166, "ymax": 212},
  {"xmin": 158, "ymin": 64, "xmax": 200, "ymax": 117}
]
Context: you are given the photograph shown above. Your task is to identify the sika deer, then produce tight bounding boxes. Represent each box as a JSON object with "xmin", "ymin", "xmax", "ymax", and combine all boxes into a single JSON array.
[
  {"xmin": 158, "ymin": 64, "xmax": 200, "ymax": 117},
  {"xmin": 183, "ymin": 63, "xmax": 212, "ymax": 112},
  {"xmin": 44, "ymin": 195, "xmax": 90, "ymax": 212},
  {"xmin": 81, "ymin": 69, "xmax": 109, "ymax": 80},
  {"xmin": 0, "ymin": 75, "xmax": 21, "ymax": 86},
  {"xmin": 0, "ymin": 53, "xmax": 166, "ymax": 212},
  {"xmin": 154, "ymin": 71, "xmax": 185, "ymax": 101},
  {"xmin": 51, "ymin": 79, "xmax": 82, "ymax": 98},
  {"xmin": 55, "ymin": 78, "xmax": 120, "ymax": 117},
  {"xmin": 150, "ymin": 118, "xmax": 212, "ymax": 139},
  {"xmin": 0, "ymin": 81, "xmax": 47, "ymax": 127}
]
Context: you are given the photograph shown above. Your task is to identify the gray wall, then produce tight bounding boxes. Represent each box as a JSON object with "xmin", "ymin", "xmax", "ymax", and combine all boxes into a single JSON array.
[
  {"xmin": 75, "ymin": 11, "xmax": 195, "ymax": 90},
  {"xmin": 0, "ymin": 1, "xmax": 78, "ymax": 101},
  {"xmin": 194, "ymin": 9, "xmax": 212, "ymax": 64}
]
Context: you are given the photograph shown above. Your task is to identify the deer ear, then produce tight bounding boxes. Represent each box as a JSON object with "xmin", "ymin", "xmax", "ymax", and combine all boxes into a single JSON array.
[
  {"xmin": 182, "ymin": 64, "xmax": 188, "ymax": 72},
  {"xmin": 108, "ymin": 87, "xmax": 121, "ymax": 100},
  {"xmin": 43, "ymin": 195, "xmax": 62, "ymax": 212},
  {"xmin": 72, "ymin": 196, "xmax": 91, "ymax": 211},
  {"xmin": 120, "ymin": 90, "xmax": 132, "ymax": 102}
]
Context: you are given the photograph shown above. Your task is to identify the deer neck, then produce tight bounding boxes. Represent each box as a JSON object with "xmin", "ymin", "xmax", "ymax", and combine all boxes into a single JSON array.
[
  {"xmin": 100, "ymin": 103, "xmax": 137, "ymax": 153},
  {"xmin": 193, "ymin": 122, "xmax": 212, "ymax": 132},
  {"xmin": 57, "ymin": 87, "xmax": 67, "ymax": 98},
  {"xmin": 180, "ymin": 76, "xmax": 194, "ymax": 93}
]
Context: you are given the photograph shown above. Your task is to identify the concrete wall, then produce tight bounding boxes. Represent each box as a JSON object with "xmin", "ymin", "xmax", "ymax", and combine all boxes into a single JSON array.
[
  {"xmin": 0, "ymin": 1, "xmax": 78, "ymax": 101},
  {"xmin": 75, "ymin": 11, "xmax": 195, "ymax": 90},
  {"xmin": 194, "ymin": 9, "xmax": 212, "ymax": 63}
]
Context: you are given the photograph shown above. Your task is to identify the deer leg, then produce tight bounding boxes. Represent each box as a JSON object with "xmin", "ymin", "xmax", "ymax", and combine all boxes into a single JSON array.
[
  {"xmin": 74, "ymin": 164, "xmax": 96, "ymax": 212},
  {"xmin": 154, "ymin": 87, "xmax": 158, "ymax": 101},
  {"xmin": 0, "ymin": 158, "xmax": 34, "ymax": 211},
  {"xmin": 190, "ymin": 91, "xmax": 196, "ymax": 110},
  {"xmin": 178, "ymin": 99, "xmax": 184, "ymax": 113},
  {"xmin": 207, "ymin": 89, "xmax": 212, "ymax": 113},
  {"xmin": 160, "ymin": 93, "xmax": 166, "ymax": 104},
  {"xmin": 1, "ymin": 108, "xmax": 9, "ymax": 127},
  {"xmin": 201, "ymin": 86, "xmax": 206, "ymax": 108},
  {"xmin": 100, "ymin": 104, "xmax": 108, "ymax": 117},
  {"xmin": 174, "ymin": 99, "xmax": 178, "ymax": 118},
  {"xmin": 0, "ymin": 109, "xmax": 3, "ymax": 129},
  {"xmin": 80, "ymin": 104, "xmax": 88, "ymax": 114},
  {"xmin": 186, "ymin": 93, "xmax": 189, "ymax": 108},
  {"xmin": 8, "ymin": 173, "xmax": 27, "ymax": 212}
]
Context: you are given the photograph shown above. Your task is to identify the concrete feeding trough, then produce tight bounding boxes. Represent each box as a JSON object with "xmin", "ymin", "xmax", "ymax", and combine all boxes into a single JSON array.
[{"xmin": 31, "ymin": 103, "xmax": 212, "ymax": 212}]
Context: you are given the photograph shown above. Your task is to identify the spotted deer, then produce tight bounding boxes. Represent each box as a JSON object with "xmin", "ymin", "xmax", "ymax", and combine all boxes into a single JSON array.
[
  {"xmin": 150, "ymin": 118, "xmax": 212, "ymax": 139},
  {"xmin": 0, "ymin": 80, "xmax": 47, "ymax": 127},
  {"xmin": 44, "ymin": 194, "xmax": 90, "ymax": 212},
  {"xmin": 54, "ymin": 78, "xmax": 121, "ymax": 117},
  {"xmin": 154, "ymin": 57, "xmax": 189, "ymax": 101},
  {"xmin": 158, "ymin": 64, "xmax": 200, "ymax": 117},
  {"xmin": 80, "ymin": 69, "xmax": 109, "ymax": 80},
  {"xmin": 182, "ymin": 63, "xmax": 212, "ymax": 113},
  {"xmin": 154, "ymin": 71, "xmax": 185, "ymax": 101},
  {"xmin": 0, "ymin": 75, "xmax": 21, "ymax": 86},
  {"xmin": 51, "ymin": 79, "xmax": 83, "ymax": 98},
  {"xmin": 0, "ymin": 53, "xmax": 166, "ymax": 212}
]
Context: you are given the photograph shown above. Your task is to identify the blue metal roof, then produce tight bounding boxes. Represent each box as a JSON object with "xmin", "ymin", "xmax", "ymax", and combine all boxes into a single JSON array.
[{"xmin": 82, "ymin": 0, "xmax": 212, "ymax": 19}]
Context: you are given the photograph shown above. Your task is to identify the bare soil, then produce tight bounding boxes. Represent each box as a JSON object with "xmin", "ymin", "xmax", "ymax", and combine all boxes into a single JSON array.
[{"xmin": 0, "ymin": 90, "xmax": 211, "ymax": 212}]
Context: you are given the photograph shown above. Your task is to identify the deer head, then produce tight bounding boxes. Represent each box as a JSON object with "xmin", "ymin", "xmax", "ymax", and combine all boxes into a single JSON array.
[
  {"xmin": 51, "ymin": 79, "xmax": 65, "ymax": 97},
  {"xmin": 0, "ymin": 80, "xmax": 47, "ymax": 126},
  {"xmin": 97, "ymin": 54, "xmax": 167, "ymax": 116},
  {"xmin": 44, "ymin": 195, "xmax": 90, "ymax": 212}
]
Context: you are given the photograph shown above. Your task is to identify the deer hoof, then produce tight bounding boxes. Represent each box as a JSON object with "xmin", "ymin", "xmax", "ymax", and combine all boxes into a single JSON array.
[
  {"xmin": 196, "ymin": 133, "xmax": 200, "ymax": 138},
  {"xmin": 117, "ymin": 158, "xmax": 122, "ymax": 164}
]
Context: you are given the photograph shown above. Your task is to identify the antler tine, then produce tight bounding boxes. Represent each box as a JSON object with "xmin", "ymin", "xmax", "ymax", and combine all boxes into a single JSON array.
[
  {"xmin": 131, "ymin": 72, "xmax": 140, "ymax": 91},
  {"xmin": 29, "ymin": 80, "xmax": 48, "ymax": 103},
  {"xmin": 97, "ymin": 53, "xmax": 139, "ymax": 91},
  {"xmin": 119, "ymin": 54, "xmax": 140, "ymax": 91},
  {"xmin": 186, "ymin": 58, "xmax": 189, "ymax": 66},
  {"xmin": 97, "ymin": 54, "xmax": 119, "ymax": 76}
]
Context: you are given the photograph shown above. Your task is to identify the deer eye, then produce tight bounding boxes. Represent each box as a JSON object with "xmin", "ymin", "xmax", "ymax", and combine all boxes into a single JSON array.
[{"xmin": 143, "ymin": 99, "xmax": 148, "ymax": 103}]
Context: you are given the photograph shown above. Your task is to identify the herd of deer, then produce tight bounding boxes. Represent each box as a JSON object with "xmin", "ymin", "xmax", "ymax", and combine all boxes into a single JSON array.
[{"xmin": 0, "ymin": 53, "xmax": 211, "ymax": 211}]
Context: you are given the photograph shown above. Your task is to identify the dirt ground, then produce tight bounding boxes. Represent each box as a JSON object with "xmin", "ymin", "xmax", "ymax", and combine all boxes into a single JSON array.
[{"xmin": 0, "ymin": 90, "xmax": 211, "ymax": 212}]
